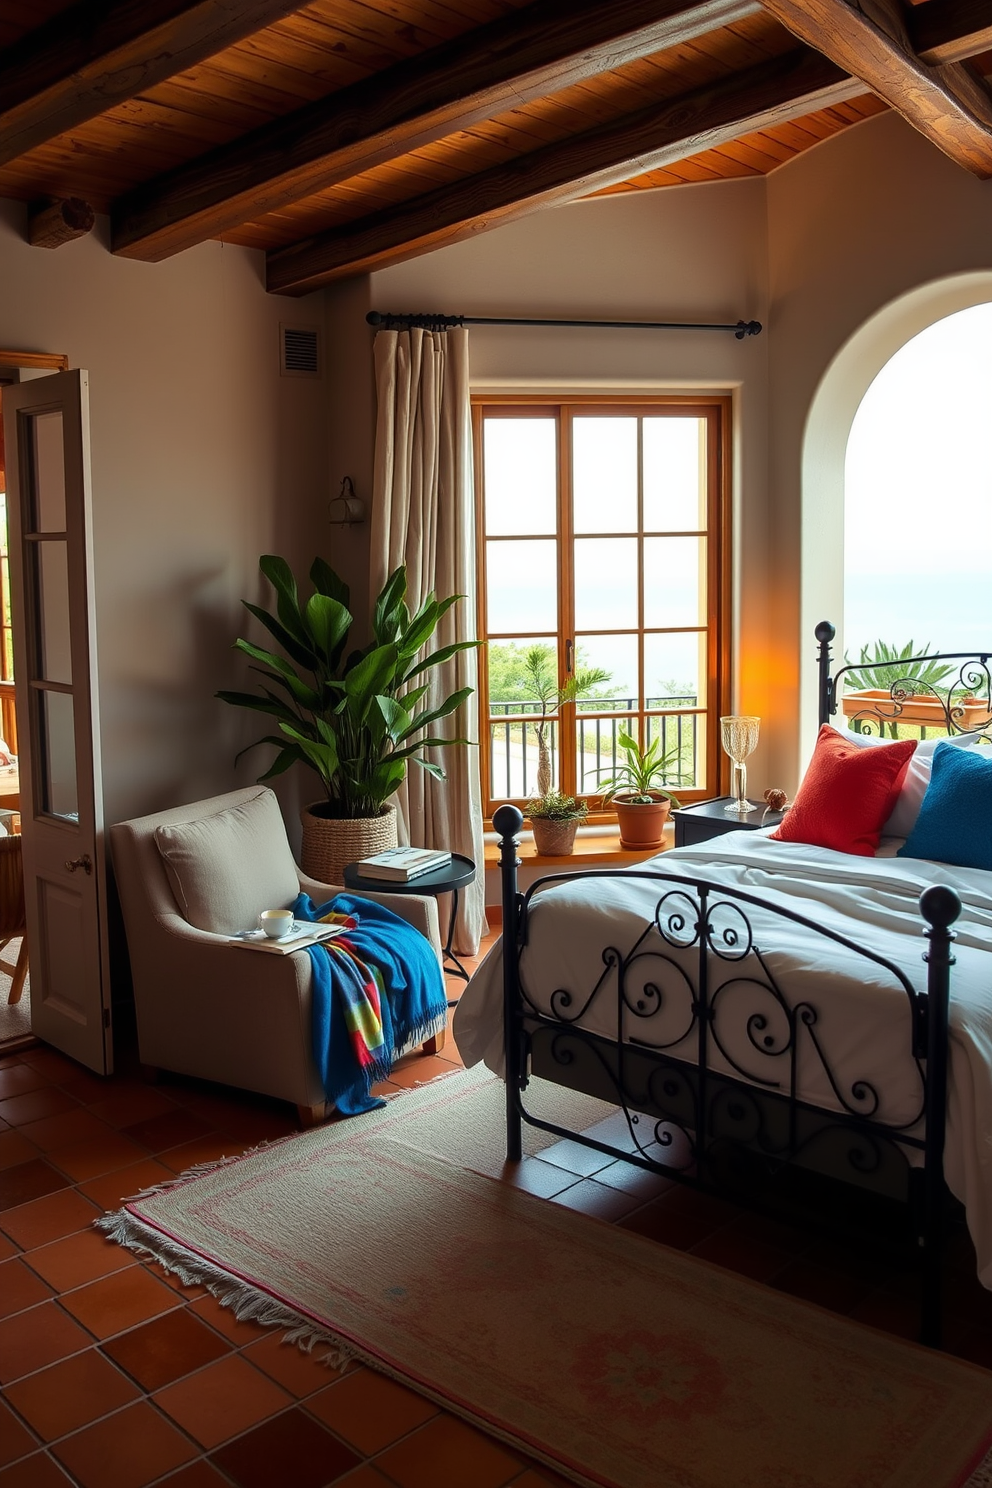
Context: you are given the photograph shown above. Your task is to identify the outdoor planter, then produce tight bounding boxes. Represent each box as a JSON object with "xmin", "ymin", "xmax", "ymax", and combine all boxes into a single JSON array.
[{"xmin": 841, "ymin": 689, "xmax": 991, "ymax": 733}]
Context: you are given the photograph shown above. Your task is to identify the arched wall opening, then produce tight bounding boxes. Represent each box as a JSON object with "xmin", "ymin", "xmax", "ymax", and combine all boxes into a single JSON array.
[{"xmin": 799, "ymin": 270, "xmax": 992, "ymax": 767}]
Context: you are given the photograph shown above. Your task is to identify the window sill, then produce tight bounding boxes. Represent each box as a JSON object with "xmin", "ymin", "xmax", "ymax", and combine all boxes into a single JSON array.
[{"xmin": 483, "ymin": 821, "xmax": 673, "ymax": 868}]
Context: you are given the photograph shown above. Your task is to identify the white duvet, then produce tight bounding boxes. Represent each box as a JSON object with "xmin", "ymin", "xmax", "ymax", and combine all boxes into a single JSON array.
[{"xmin": 453, "ymin": 831, "xmax": 992, "ymax": 1285}]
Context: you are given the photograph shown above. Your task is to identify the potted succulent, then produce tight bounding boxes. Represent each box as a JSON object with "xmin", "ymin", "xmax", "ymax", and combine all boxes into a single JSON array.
[
  {"xmin": 595, "ymin": 729, "xmax": 682, "ymax": 849},
  {"xmin": 217, "ymin": 555, "xmax": 479, "ymax": 881},
  {"xmin": 526, "ymin": 789, "xmax": 588, "ymax": 857}
]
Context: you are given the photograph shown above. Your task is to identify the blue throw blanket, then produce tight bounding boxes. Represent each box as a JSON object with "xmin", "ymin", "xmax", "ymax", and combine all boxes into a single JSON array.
[{"xmin": 293, "ymin": 892, "xmax": 448, "ymax": 1116}]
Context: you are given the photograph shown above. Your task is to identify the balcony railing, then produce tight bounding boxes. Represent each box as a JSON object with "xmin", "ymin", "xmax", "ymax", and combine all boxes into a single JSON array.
[{"xmin": 488, "ymin": 695, "xmax": 699, "ymax": 801}]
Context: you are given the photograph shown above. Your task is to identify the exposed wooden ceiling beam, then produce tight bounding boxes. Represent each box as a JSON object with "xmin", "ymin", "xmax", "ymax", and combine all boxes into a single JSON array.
[
  {"xmin": 111, "ymin": 0, "xmax": 763, "ymax": 263},
  {"xmin": 910, "ymin": 0, "xmax": 992, "ymax": 67},
  {"xmin": 759, "ymin": 0, "xmax": 992, "ymax": 175},
  {"xmin": 266, "ymin": 47, "xmax": 861, "ymax": 295},
  {"xmin": 0, "ymin": 0, "xmax": 309, "ymax": 169}
]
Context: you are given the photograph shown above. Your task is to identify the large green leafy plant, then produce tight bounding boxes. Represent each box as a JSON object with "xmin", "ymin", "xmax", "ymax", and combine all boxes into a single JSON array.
[
  {"xmin": 217, "ymin": 556, "xmax": 479, "ymax": 819},
  {"xmin": 594, "ymin": 728, "xmax": 683, "ymax": 806},
  {"xmin": 843, "ymin": 640, "xmax": 953, "ymax": 694}
]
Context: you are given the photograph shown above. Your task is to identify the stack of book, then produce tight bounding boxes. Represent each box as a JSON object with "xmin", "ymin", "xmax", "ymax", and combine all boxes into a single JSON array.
[{"xmin": 355, "ymin": 846, "xmax": 452, "ymax": 882}]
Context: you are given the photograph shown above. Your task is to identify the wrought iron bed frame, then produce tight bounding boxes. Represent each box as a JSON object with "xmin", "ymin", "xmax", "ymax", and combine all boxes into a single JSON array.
[{"xmin": 492, "ymin": 621, "xmax": 992, "ymax": 1347}]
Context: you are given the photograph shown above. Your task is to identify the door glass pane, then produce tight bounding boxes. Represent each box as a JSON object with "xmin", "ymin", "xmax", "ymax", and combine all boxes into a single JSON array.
[
  {"xmin": 483, "ymin": 419, "xmax": 557, "ymax": 536},
  {"xmin": 486, "ymin": 540, "xmax": 557, "ymax": 632},
  {"xmin": 574, "ymin": 538, "xmax": 637, "ymax": 629},
  {"xmin": 643, "ymin": 418, "xmax": 705, "ymax": 531},
  {"xmin": 29, "ymin": 412, "xmax": 67, "ymax": 533},
  {"xmin": 38, "ymin": 689, "xmax": 78, "ymax": 820},
  {"xmin": 573, "ymin": 634, "xmax": 638, "ymax": 712},
  {"xmin": 644, "ymin": 632, "xmax": 706, "ymax": 710},
  {"xmin": 35, "ymin": 540, "xmax": 72, "ymax": 685},
  {"xmin": 573, "ymin": 418, "xmax": 637, "ymax": 533},
  {"xmin": 644, "ymin": 538, "xmax": 707, "ymax": 628}
]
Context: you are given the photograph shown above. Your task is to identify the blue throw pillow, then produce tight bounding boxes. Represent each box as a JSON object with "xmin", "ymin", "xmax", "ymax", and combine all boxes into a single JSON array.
[{"xmin": 898, "ymin": 741, "xmax": 992, "ymax": 870}]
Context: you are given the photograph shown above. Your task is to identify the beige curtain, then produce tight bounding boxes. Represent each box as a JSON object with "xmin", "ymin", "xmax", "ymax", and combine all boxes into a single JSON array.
[{"xmin": 370, "ymin": 326, "xmax": 486, "ymax": 954}]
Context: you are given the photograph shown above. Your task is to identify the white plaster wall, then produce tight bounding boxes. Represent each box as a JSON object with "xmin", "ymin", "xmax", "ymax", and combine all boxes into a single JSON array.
[
  {"xmin": 364, "ymin": 181, "xmax": 775, "ymax": 786},
  {"xmin": 0, "ymin": 200, "xmax": 328, "ymax": 829},
  {"xmin": 766, "ymin": 111, "xmax": 992, "ymax": 786}
]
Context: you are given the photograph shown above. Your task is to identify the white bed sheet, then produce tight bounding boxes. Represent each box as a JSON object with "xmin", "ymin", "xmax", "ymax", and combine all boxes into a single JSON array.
[{"xmin": 453, "ymin": 830, "xmax": 992, "ymax": 1285}]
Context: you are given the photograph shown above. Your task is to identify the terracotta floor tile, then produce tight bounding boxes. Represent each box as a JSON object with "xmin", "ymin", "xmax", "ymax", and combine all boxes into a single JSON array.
[
  {"xmin": 307, "ymin": 1366, "xmax": 439, "ymax": 1455},
  {"xmin": 0, "ymin": 1301, "xmax": 93, "ymax": 1383},
  {"xmin": 331, "ymin": 1469, "xmax": 397, "ymax": 1488},
  {"xmin": 19, "ymin": 1110, "xmax": 115, "ymax": 1154},
  {"xmin": 510, "ymin": 1467, "xmax": 577, "ymax": 1488},
  {"xmin": 689, "ymin": 1228, "xmax": 792, "ymax": 1283},
  {"xmin": 210, "ymin": 1406, "xmax": 361, "ymax": 1488},
  {"xmin": 46, "ymin": 1130, "xmax": 149, "ymax": 1184},
  {"xmin": 0, "ymin": 1066, "xmax": 49, "ymax": 1100},
  {"xmin": 18, "ymin": 1049, "xmax": 79, "ymax": 1080},
  {"xmin": 102, "ymin": 1307, "xmax": 233, "ymax": 1391},
  {"xmin": 0, "ymin": 1452, "xmax": 75, "ymax": 1487},
  {"xmin": 534, "ymin": 1138, "xmax": 615, "ymax": 1179},
  {"xmin": 87, "ymin": 1088, "xmax": 180, "ymax": 1130},
  {"xmin": 0, "ymin": 1255, "xmax": 55, "ymax": 1317},
  {"xmin": 213, "ymin": 1105, "xmax": 297, "ymax": 1144},
  {"xmin": 590, "ymin": 1157, "xmax": 674, "ymax": 1201},
  {"xmin": 153, "ymin": 1354, "xmax": 292, "ymax": 1448},
  {"xmin": 58, "ymin": 1070, "xmax": 117, "ymax": 1106},
  {"xmin": 242, "ymin": 1331, "xmax": 340, "ymax": 1397},
  {"xmin": 501, "ymin": 1158, "xmax": 577, "ymax": 1201},
  {"xmin": 121, "ymin": 1110, "xmax": 211, "ymax": 1154},
  {"xmin": 772, "ymin": 1259, "xmax": 877, "ymax": 1316},
  {"xmin": 387, "ymin": 1055, "xmax": 460, "ymax": 1090},
  {"xmin": 617, "ymin": 1200, "xmax": 717, "ymax": 1251},
  {"xmin": 58, "ymin": 1265, "xmax": 180, "ymax": 1340},
  {"xmin": 5, "ymin": 1347, "xmax": 140, "ymax": 1441},
  {"xmin": 375, "ymin": 1411, "xmax": 522, "ymax": 1488},
  {"xmin": 77, "ymin": 1158, "xmax": 175, "ymax": 1213},
  {"xmin": 158, "ymin": 1136, "xmax": 247, "ymax": 1175},
  {"xmin": 154, "ymin": 1462, "xmax": 232, "ymax": 1488},
  {"xmin": 0, "ymin": 1159, "xmax": 70, "ymax": 1213},
  {"xmin": 26, "ymin": 1225, "xmax": 136, "ymax": 1292},
  {"xmin": 0, "ymin": 1131, "xmax": 40, "ymax": 1172},
  {"xmin": 0, "ymin": 1232, "xmax": 14, "ymax": 1261},
  {"xmin": 550, "ymin": 1178, "xmax": 646, "ymax": 1222},
  {"xmin": 189, "ymin": 1294, "xmax": 271, "ymax": 1347},
  {"xmin": 0, "ymin": 1090, "xmax": 79, "ymax": 1127},
  {"xmin": 0, "ymin": 1398, "xmax": 37, "ymax": 1470},
  {"xmin": 51, "ymin": 1400, "xmax": 197, "ymax": 1488}
]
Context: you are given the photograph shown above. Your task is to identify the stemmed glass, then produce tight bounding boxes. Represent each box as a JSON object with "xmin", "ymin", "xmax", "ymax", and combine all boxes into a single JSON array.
[{"xmin": 720, "ymin": 715, "xmax": 760, "ymax": 813}]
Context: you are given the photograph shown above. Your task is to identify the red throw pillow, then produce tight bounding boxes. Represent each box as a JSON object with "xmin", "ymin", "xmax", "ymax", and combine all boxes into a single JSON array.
[{"xmin": 771, "ymin": 725, "xmax": 916, "ymax": 856}]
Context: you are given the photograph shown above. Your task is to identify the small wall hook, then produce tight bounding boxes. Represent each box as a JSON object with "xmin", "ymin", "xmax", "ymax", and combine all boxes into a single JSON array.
[{"xmin": 329, "ymin": 476, "xmax": 365, "ymax": 526}]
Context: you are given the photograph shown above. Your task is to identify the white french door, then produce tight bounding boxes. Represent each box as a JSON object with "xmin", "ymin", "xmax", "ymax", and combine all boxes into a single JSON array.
[{"xmin": 2, "ymin": 369, "xmax": 112, "ymax": 1074}]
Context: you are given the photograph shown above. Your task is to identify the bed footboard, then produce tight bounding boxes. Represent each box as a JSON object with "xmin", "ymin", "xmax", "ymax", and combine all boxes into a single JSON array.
[{"xmin": 491, "ymin": 804, "xmax": 960, "ymax": 1346}]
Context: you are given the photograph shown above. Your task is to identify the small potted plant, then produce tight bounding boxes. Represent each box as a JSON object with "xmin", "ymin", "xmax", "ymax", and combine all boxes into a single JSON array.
[
  {"xmin": 595, "ymin": 729, "xmax": 682, "ymax": 849},
  {"xmin": 526, "ymin": 789, "xmax": 588, "ymax": 857}
]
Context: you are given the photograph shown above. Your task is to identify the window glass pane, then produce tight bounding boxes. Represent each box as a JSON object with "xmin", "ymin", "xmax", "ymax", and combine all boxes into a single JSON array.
[
  {"xmin": 644, "ymin": 632, "xmax": 706, "ymax": 710},
  {"xmin": 573, "ymin": 418, "xmax": 637, "ymax": 533},
  {"xmin": 30, "ymin": 412, "xmax": 66, "ymax": 533},
  {"xmin": 483, "ymin": 419, "xmax": 557, "ymax": 536},
  {"xmin": 574, "ymin": 537, "xmax": 637, "ymax": 629},
  {"xmin": 572, "ymin": 634, "xmax": 638, "ymax": 711},
  {"xmin": 643, "ymin": 418, "xmax": 705, "ymax": 531},
  {"xmin": 485, "ymin": 637, "xmax": 564, "ymax": 801},
  {"xmin": 644, "ymin": 537, "xmax": 707, "ymax": 629},
  {"xmin": 35, "ymin": 539, "xmax": 72, "ymax": 686},
  {"xmin": 38, "ymin": 689, "xmax": 77, "ymax": 820},
  {"xmin": 486, "ymin": 540, "xmax": 557, "ymax": 632},
  {"xmin": 646, "ymin": 712, "xmax": 704, "ymax": 792}
]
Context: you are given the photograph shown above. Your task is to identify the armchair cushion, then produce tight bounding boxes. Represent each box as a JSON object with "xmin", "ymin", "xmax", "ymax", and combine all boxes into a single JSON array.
[{"xmin": 154, "ymin": 786, "xmax": 299, "ymax": 934}]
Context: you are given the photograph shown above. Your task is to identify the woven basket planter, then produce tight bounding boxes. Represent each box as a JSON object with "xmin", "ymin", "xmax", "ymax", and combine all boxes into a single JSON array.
[
  {"xmin": 300, "ymin": 803, "xmax": 398, "ymax": 885},
  {"xmin": 530, "ymin": 817, "xmax": 579, "ymax": 856}
]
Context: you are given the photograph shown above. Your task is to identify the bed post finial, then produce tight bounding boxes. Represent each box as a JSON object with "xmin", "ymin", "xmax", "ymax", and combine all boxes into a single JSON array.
[
  {"xmin": 816, "ymin": 621, "xmax": 836, "ymax": 725},
  {"xmin": 493, "ymin": 805, "xmax": 525, "ymax": 1163},
  {"xmin": 919, "ymin": 882, "xmax": 960, "ymax": 1346}
]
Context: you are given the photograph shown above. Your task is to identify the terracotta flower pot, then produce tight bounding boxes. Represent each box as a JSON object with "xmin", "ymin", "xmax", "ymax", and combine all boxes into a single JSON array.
[
  {"xmin": 299, "ymin": 802, "xmax": 397, "ymax": 884},
  {"xmin": 530, "ymin": 817, "xmax": 579, "ymax": 856},
  {"xmin": 612, "ymin": 792, "xmax": 672, "ymax": 849}
]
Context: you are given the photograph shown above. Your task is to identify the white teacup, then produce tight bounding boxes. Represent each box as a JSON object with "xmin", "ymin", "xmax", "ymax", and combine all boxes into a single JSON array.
[{"xmin": 258, "ymin": 908, "xmax": 294, "ymax": 939}]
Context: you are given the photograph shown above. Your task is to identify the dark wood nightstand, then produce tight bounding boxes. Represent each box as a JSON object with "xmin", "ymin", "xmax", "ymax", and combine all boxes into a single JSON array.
[{"xmin": 671, "ymin": 797, "xmax": 784, "ymax": 848}]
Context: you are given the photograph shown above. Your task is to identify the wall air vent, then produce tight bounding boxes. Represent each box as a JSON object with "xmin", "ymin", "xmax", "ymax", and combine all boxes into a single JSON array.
[{"xmin": 279, "ymin": 323, "xmax": 321, "ymax": 378}]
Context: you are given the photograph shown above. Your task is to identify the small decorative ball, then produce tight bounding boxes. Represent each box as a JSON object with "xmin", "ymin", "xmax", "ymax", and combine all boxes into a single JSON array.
[{"xmin": 763, "ymin": 788, "xmax": 788, "ymax": 811}]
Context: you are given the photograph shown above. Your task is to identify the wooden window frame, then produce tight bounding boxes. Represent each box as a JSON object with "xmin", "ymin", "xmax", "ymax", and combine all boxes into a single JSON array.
[{"xmin": 473, "ymin": 393, "xmax": 732, "ymax": 821}]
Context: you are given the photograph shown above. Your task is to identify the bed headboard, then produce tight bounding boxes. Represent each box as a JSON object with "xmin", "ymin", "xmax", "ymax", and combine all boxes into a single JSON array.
[{"xmin": 816, "ymin": 620, "xmax": 992, "ymax": 741}]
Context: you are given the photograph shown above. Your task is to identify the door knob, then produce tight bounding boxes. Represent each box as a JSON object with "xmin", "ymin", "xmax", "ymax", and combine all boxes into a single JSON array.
[{"xmin": 65, "ymin": 854, "xmax": 92, "ymax": 875}]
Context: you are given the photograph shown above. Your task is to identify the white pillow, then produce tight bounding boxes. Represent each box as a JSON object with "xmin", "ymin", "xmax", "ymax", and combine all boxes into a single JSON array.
[
  {"xmin": 836, "ymin": 727, "xmax": 984, "ymax": 839},
  {"xmin": 155, "ymin": 787, "xmax": 299, "ymax": 935}
]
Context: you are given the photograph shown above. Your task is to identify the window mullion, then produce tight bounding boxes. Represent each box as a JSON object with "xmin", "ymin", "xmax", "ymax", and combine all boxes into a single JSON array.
[{"xmin": 558, "ymin": 406, "xmax": 576, "ymax": 798}]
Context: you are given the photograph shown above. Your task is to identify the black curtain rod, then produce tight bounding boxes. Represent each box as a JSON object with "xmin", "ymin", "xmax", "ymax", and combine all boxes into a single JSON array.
[{"xmin": 366, "ymin": 310, "xmax": 762, "ymax": 339}]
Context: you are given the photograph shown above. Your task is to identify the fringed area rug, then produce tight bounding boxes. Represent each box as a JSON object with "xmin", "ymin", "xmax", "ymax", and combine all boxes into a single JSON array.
[{"xmin": 98, "ymin": 1068, "xmax": 992, "ymax": 1488}]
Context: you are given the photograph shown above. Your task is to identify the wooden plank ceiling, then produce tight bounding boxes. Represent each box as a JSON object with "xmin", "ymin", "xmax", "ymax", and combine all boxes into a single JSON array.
[{"xmin": 0, "ymin": 0, "xmax": 989, "ymax": 295}]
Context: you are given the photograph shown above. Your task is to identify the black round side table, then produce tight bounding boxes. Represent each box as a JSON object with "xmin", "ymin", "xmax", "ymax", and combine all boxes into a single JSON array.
[{"xmin": 342, "ymin": 853, "xmax": 477, "ymax": 986}]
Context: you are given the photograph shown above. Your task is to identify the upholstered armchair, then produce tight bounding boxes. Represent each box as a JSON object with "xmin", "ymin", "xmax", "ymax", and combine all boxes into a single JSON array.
[{"xmin": 109, "ymin": 786, "xmax": 444, "ymax": 1125}]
